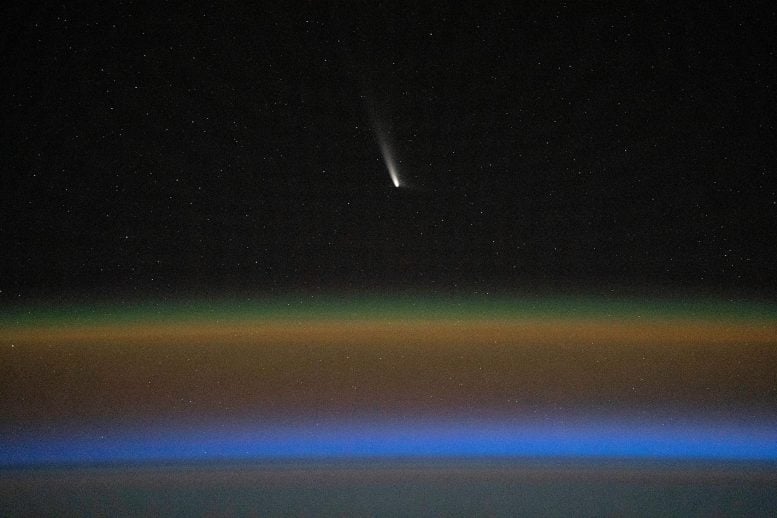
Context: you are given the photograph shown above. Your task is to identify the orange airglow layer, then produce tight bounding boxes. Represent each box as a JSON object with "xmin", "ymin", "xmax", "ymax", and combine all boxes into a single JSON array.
[{"xmin": 3, "ymin": 318, "xmax": 775, "ymax": 347}]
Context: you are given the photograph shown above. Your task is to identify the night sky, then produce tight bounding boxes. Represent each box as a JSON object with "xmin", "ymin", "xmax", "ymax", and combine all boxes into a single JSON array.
[
  {"xmin": 3, "ymin": 3, "xmax": 777, "ymax": 302},
  {"xmin": 3, "ymin": 6, "xmax": 777, "ymax": 513}
]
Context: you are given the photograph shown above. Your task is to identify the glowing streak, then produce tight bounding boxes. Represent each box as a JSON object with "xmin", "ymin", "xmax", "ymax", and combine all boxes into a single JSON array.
[{"xmin": 378, "ymin": 138, "xmax": 401, "ymax": 188}]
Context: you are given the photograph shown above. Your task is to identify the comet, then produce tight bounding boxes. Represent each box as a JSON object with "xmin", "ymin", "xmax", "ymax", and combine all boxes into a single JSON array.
[
  {"xmin": 362, "ymin": 93, "xmax": 402, "ymax": 188},
  {"xmin": 378, "ymin": 135, "xmax": 401, "ymax": 188}
]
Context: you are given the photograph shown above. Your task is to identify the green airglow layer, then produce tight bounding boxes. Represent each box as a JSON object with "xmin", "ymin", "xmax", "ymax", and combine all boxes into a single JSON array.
[{"xmin": 1, "ymin": 295, "xmax": 775, "ymax": 329}]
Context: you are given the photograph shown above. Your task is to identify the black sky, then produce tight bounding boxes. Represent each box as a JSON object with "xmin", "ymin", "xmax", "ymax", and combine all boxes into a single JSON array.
[{"xmin": 2, "ymin": 3, "xmax": 776, "ymax": 302}]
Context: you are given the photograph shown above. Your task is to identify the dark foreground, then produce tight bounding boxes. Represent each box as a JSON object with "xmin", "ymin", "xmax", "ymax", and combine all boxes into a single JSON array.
[{"xmin": 3, "ymin": 460, "xmax": 776, "ymax": 516}]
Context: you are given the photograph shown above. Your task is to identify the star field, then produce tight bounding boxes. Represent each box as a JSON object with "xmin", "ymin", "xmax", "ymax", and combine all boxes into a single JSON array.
[{"xmin": 2, "ymin": 3, "xmax": 776, "ymax": 302}]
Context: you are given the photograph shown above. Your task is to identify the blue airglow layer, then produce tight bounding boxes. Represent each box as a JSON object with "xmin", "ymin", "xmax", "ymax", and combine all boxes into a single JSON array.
[{"xmin": 4, "ymin": 418, "xmax": 777, "ymax": 467}]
